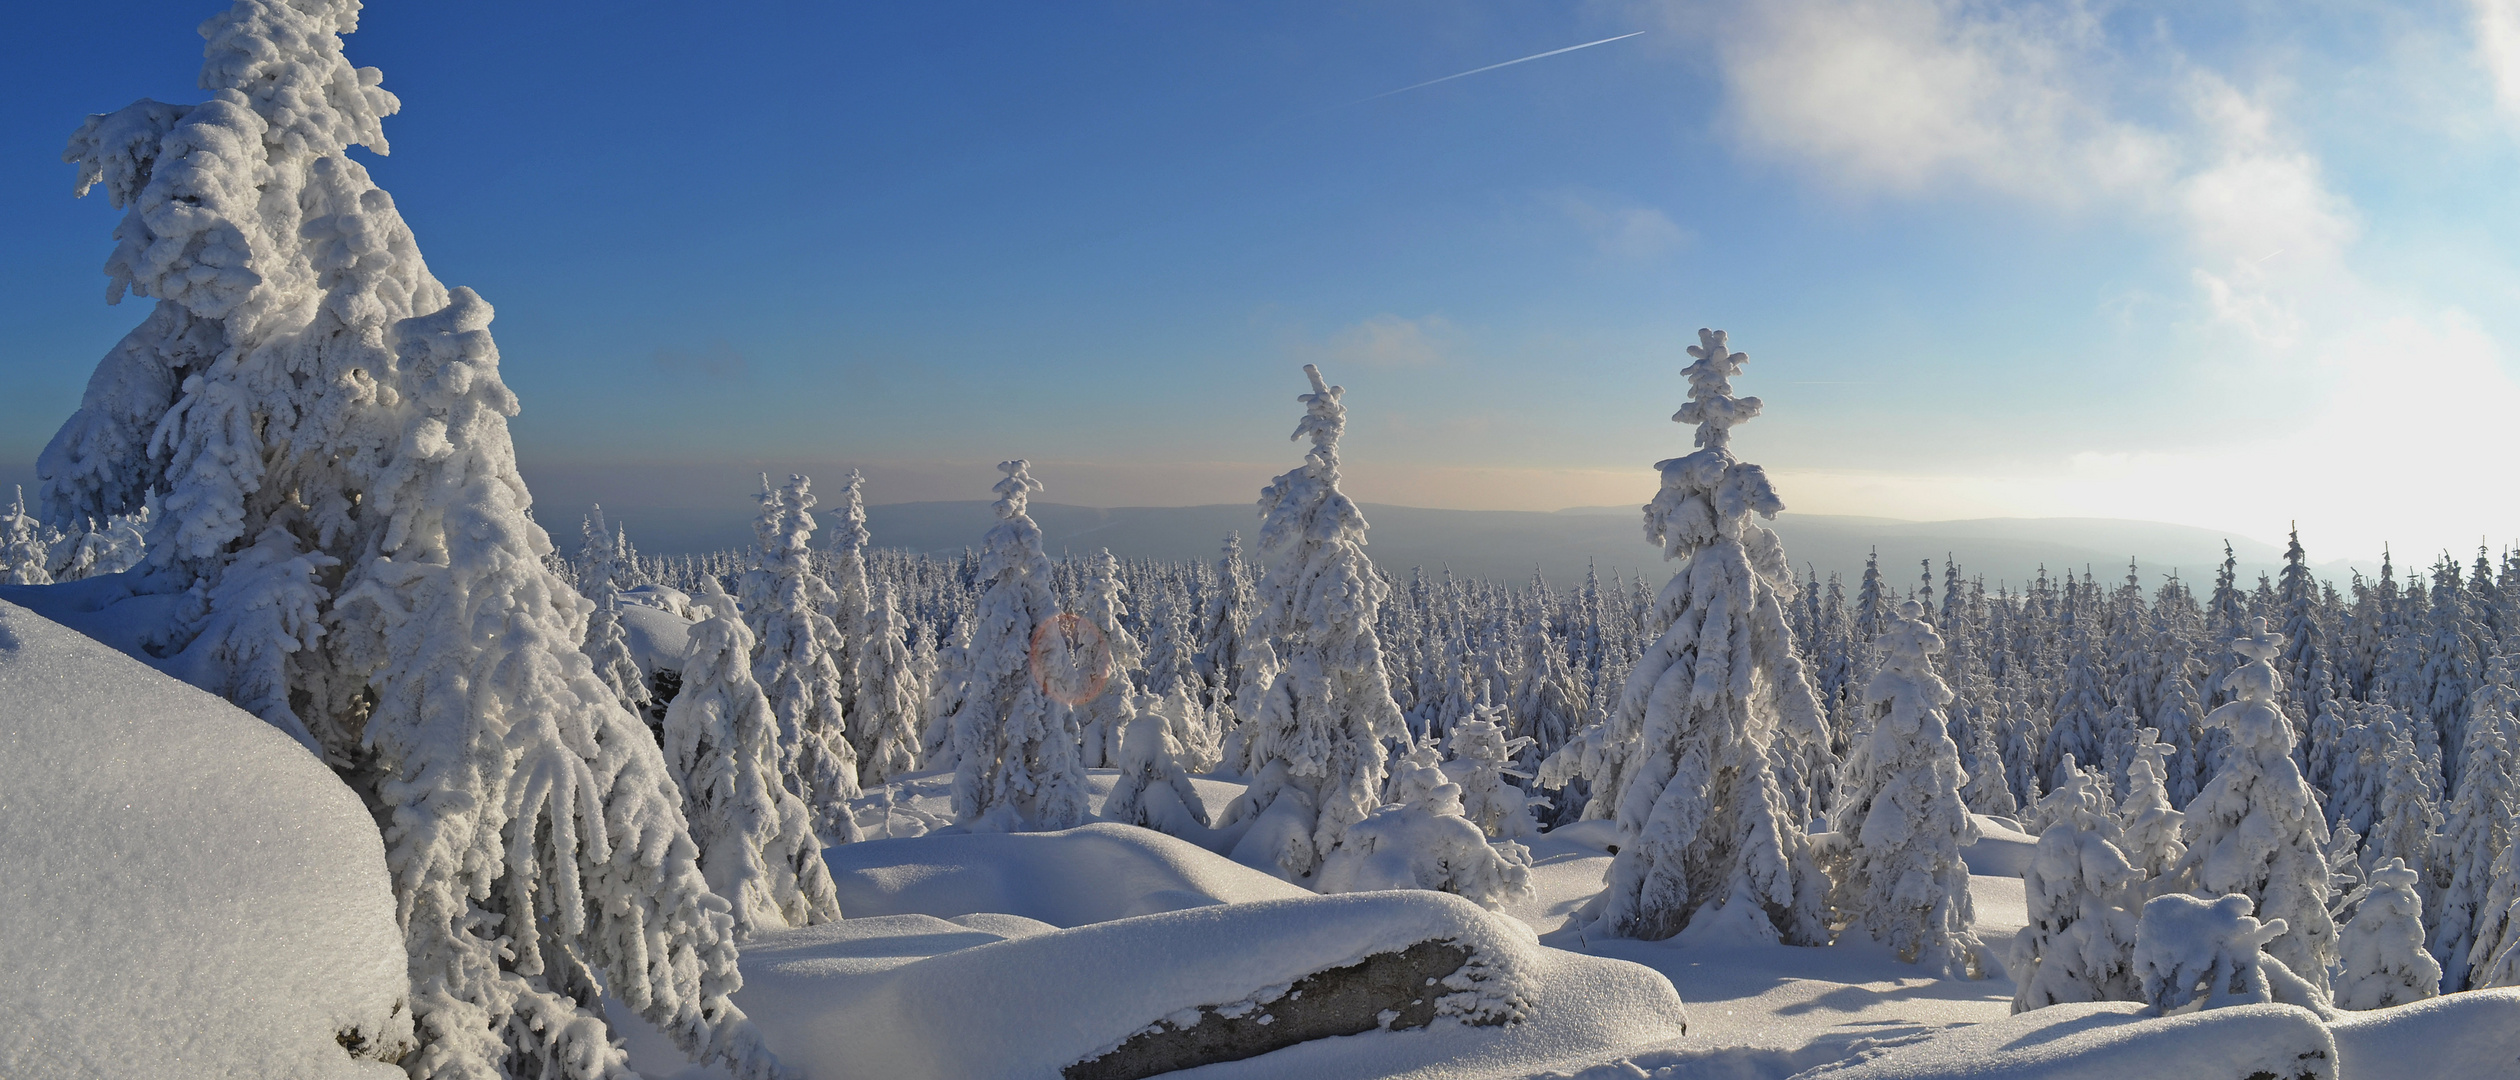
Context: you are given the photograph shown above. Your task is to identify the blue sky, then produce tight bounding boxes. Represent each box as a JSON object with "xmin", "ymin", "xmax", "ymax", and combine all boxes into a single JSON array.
[{"xmin": 5, "ymin": 0, "xmax": 2518, "ymax": 563}]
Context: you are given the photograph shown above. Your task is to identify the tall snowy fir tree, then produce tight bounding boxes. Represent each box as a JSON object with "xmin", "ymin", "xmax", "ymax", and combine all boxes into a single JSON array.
[
  {"xmin": 2012, "ymin": 769, "xmax": 2144, "ymax": 1012},
  {"xmin": 1826, "ymin": 601, "xmax": 1989, "ymax": 977},
  {"xmin": 853, "ymin": 582, "xmax": 927, "ymax": 787},
  {"xmin": 667, "ymin": 577, "xmax": 845, "ymax": 937},
  {"xmin": 2437, "ymin": 656, "xmax": 2520, "ymax": 990},
  {"xmin": 577, "ymin": 505, "xmax": 651, "ymax": 725},
  {"xmin": 1218, "ymin": 365, "xmax": 1409, "ymax": 884},
  {"xmin": 827, "ymin": 468, "xmax": 873, "ymax": 748},
  {"xmin": 747, "ymin": 474, "xmax": 863, "ymax": 844},
  {"xmin": 1578, "ymin": 328, "xmax": 1831, "ymax": 944},
  {"xmin": 2179, "ymin": 618, "xmax": 2337, "ymax": 995},
  {"xmin": 35, "ymin": 4, "xmax": 776, "ymax": 1074},
  {"xmin": 1075, "ymin": 548, "xmax": 1148, "ymax": 769},
  {"xmin": 948, "ymin": 460, "xmax": 1092, "ymax": 831}
]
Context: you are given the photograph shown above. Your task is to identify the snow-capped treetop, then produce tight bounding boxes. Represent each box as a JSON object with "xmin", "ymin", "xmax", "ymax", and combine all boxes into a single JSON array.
[
  {"xmin": 1675, "ymin": 328, "xmax": 1763, "ymax": 452},
  {"xmin": 2215, "ymin": 617, "xmax": 2291, "ymax": 751}
]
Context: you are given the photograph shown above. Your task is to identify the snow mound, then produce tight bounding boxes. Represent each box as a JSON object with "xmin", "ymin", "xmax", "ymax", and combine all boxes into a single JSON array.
[
  {"xmin": 0, "ymin": 600, "xmax": 410, "ymax": 1079},
  {"xmin": 728, "ymin": 889, "xmax": 1679, "ymax": 1080},
  {"xmin": 826, "ymin": 821, "xmax": 1311, "ymax": 926},
  {"xmin": 616, "ymin": 598, "xmax": 698, "ymax": 677},
  {"xmin": 1782, "ymin": 1001, "xmax": 2336, "ymax": 1080},
  {"xmin": 2328, "ymin": 987, "xmax": 2520, "ymax": 1080},
  {"xmin": 1960, "ymin": 814, "xmax": 2037, "ymax": 878}
]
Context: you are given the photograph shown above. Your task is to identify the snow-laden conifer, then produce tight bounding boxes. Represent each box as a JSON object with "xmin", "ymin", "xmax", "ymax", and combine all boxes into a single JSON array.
[
  {"xmin": 1, "ymin": 488, "xmax": 52, "ymax": 586},
  {"xmin": 39, "ymin": 7, "xmax": 779, "ymax": 1073},
  {"xmin": 855, "ymin": 583, "xmax": 927, "ymax": 786},
  {"xmin": 949, "ymin": 461, "xmax": 1092, "ymax": 831},
  {"xmin": 1075, "ymin": 548, "xmax": 1147, "ymax": 768},
  {"xmin": 1193, "ymin": 532, "xmax": 1263, "ymax": 723},
  {"xmin": 2179, "ymin": 618, "xmax": 2337, "ymax": 995},
  {"xmin": 1315, "ymin": 737, "xmax": 1534, "ymax": 909},
  {"xmin": 2134, "ymin": 893, "xmax": 2335, "ymax": 1017},
  {"xmin": 1580, "ymin": 329, "xmax": 1831, "ymax": 944},
  {"xmin": 748, "ymin": 474, "xmax": 863, "ymax": 843},
  {"xmin": 1442, "ymin": 707, "xmax": 1539, "ymax": 841},
  {"xmin": 828, "ymin": 468, "xmax": 873, "ymax": 742},
  {"xmin": 1218, "ymin": 365, "xmax": 1409, "ymax": 883},
  {"xmin": 668, "ymin": 578, "xmax": 844, "ymax": 936},
  {"xmin": 1105, "ymin": 696, "xmax": 1215, "ymax": 838},
  {"xmin": 579, "ymin": 505, "xmax": 651, "ymax": 726},
  {"xmin": 2012, "ymin": 770, "xmax": 2144, "ymax": 1012},
  {"xmin": 2334, "ymin": 857, "xmax": 2442, "ymax": 1009},
  {"xmin": 2118, "ymin": 728, "xmax": 2189, "ymax": 893},
  {"xmin": 2433, "ymin": 655, "xmax": 2520, "ymax": 990},
  {"xmin": 1826, "ymin": 600, "xmax": 1990, "ymax": 976}
]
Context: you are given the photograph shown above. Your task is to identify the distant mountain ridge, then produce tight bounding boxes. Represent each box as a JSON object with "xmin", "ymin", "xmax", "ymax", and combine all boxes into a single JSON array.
[{"xmin": 829, "ymin": 501, "xmax": 2340, "ymax": 592}]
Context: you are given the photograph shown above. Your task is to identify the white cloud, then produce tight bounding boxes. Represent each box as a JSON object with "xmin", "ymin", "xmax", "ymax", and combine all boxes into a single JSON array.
[
  {"xmin": 2474, "ymin": 0, "xmax": 2520, "ymax": 121},
  {"xmin": 1313, "ymin": 314, "xmax": 1458, "ymax": 369},
  {"xmin": 1640, "ymin": 0, "xmax": 2520, "ymax": 557},
  {"xmin": 1550, "ymin": 190, "xmax": 1692, "ymax": 258}
]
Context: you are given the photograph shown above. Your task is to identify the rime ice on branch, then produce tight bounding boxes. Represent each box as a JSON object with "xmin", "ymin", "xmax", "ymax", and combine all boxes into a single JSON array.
[{"xmin": 1578, "ymin": 328, "xmax": 1832, "ymax": 944}]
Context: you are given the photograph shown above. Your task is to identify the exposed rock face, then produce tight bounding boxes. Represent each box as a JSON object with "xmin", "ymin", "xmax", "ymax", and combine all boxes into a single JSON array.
[{"xmin": 1065, "ymin": 940, "xmax": 1483, "ymax": 1080}]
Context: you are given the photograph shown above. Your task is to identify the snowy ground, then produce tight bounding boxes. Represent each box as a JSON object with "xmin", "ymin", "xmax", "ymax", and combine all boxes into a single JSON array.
[{"xmin": 609, "ymin": 769, "xmax": 2061, "ymax": 1080}]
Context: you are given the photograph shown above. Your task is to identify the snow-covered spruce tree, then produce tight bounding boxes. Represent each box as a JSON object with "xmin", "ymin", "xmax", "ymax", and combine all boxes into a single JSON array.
[
  {"xmin": 2335, "ymin": 857, "xmax": 2442, "ymax": 1010},
  {"xmin": 1, "ymin": 488, "xmax": 53, "ymax": 586},
  {"xmin": 1105, "ymin": 696, "xmax": 1216, "ymax": 838},
  {"xmin": 749, "ymin": 474, "xmax": 863, "ymax": 844},
  {"xmin": 1193, "ymin": 532, "xmax": 1260, "ymax": 720},
  {"xmin": 1443, "ymin": 706, "xmax": 1540, "ymax": 841},
  {"xmin": 828, "ymin": 467, "xmax": 872, "ymax": 747},
  {"xmin": 2362, "ymin": 727, "xmax": 2438, "ymax": 889},
  {"xmin": 1825, "ymin": 600, "xmax": 1990, "ymax": 977},
  {"xmin": 949, "ymin": 461, "xmax": 1093, "ymax": 831},
  {"xmin": 2118, "ymin": 728, "xmax": 2189, "ymax": 893},
  {"xmin": 1581, "ymin": 328, "xmax": 1832, "ymax": 944},
  {"xmin": 1075, "ymin": 548, "xmax": 1148, "ymax": 769},
  {"xmin": 2134, "ymin": 893, "xmax": 2334, "ymax": 1018},
  {"xmin": 668, "ymin": 577, "xmax": 844, "ymax": 937},
  {"xmin": 854, "ymin": 582, "xmax": 927, "ymax": 786},
  {"xmin": 1509, "ymin": 614, "xmax": 1586, "ymax": 776},
  {"xmin": 2178, "ymin": 618, "xmax": 2337, "ymax": 995},
  {"xmin": 579, "ymin": 505, "xmax": 651, "ymax": 727},
  {"xmin": 2433, "ymin": 656, "xmax": 2520, "ymax": 990},
  {"xmin": 1217, "ymin": 365, "xmax": 1410, "ymax": 883},
  {"xmin": 2012, "ymin": 772, "xmax": 2145, "ymax": 1012},
  {"xmin": 39, "ymin": 6, "xmax": 774, "ymax": 1075},
  {"xmin": 1316, "ymin": 734, "xmax": 1534, "ymax": 909}
]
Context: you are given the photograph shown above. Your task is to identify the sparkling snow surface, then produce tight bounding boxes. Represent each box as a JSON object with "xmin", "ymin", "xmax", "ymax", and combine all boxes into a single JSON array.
[{"xmin": 0, "ymin": 600, "xmax": 410, "ymax": 1079}]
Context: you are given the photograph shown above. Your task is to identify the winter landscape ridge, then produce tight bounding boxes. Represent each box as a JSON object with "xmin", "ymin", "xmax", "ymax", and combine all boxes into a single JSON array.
[{"xmin": 13, "ymin": 2, "xmax": 2520, "ymax": 1080}]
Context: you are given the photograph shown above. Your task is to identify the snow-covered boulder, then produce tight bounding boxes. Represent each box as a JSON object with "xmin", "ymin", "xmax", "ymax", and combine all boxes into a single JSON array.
[
  {"xmin": 723, "ymin": 889, "xmax": 1685, "ymax": 1080},
  {"xmin": 826, "ymin": 821, "xmax": 1311, "ymax": 926},
  {"xmin": 0, "ymin": 600, "xmax": 411, "ymax": 1078}
]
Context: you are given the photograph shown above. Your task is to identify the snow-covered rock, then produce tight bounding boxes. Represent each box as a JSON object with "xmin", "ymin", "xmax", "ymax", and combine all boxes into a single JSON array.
[
  {"xmin": 0, "ymin": 600, "xmax": 410, "ymax": 1078},
  {"xmin": 826, "ymin": 821, "xmax": 1311, "ymax": 926}
]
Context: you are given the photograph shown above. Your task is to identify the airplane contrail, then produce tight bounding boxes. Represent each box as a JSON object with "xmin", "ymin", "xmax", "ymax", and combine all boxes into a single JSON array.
[{"xmin": 1343, "ymin": 30, "xmax": 1645, "ymax": 107}]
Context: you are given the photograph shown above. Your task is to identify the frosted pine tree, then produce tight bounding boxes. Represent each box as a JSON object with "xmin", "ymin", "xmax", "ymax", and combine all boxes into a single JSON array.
[
  {"xmin": 1316, "ymin": 735, "xmax": 1534, "ymax": 909},
  {"xmin": 667, "ymin": 578, "xmax": 845, "ymax": 936},
  {"xmin": 2433, "ymin": 656, "xmax": 2520, "ymax": 990},
  {"xmin": 852, "ymin": 583, "xmax": 927, "ymax": 786},
  {"xmin": 1193, "ymin": 532, "xmax": 1262, "ymax": 722},
  {"xmin": 2134, "ymin": 893, "xmax": 2335, "ymax": 1017},
  {"xmin": 1826, "ymin": 601, "xmax": 1990, "ymax": 976},
  {"xmin": 2013, "ymin": 775, "xmax": 2145, "ymax": 1011},
  {"xmin": 2117, "ymin": 729, "xmax": 2189, "ymax": 893},
  {"xmin": 38, "ymin": 6, "xmax": 777, "ymax": 1074},
  {"xmin": 2179, "ymin": 618, "xmax": 2337, "ymax": 995},
  {"xmin": 828, "ymin": 468, "xmax": 873, "ymax": 747},
  {"xmin": 749, "ymin": 474, "xmax": 863, "ymax": 844},
  {"xmin": 949, "ymin": 461, "xmax": 1093, "ymax": 831},
  {"xmin": 2334, "ymin": 858, "xmax": 2442, "ymax": 1009},
  {"xmin": 1, "ymin": 488, "xmax": 52, "ymax": 585},
  {"xmin": 1581, "ymin": 329, "xmax": 1831, "ymax": 944},
  {"xmin": 1075, "ymin": 548, "xmax": 1147, "ymax": 768},
  {"xmin": 1442, "ymin": 706, "xmax": 1539, "ymax": 840},
  {"xmin": 1105, "ymin": 697, "xmax": 1215, "ymax": 838},
  {"xmin": 1218, "ymin": 365, "xmax": 1409, "ymax": 884},
  {"xmin": 579, "ymin": 505, "xmax": 651, "ymax": 725}
]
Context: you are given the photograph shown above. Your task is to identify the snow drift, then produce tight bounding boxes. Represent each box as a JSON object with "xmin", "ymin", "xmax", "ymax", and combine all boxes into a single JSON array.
[{"xmin": 0, "ymin": 600, "xmax": 410, "ymax": 1078}]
